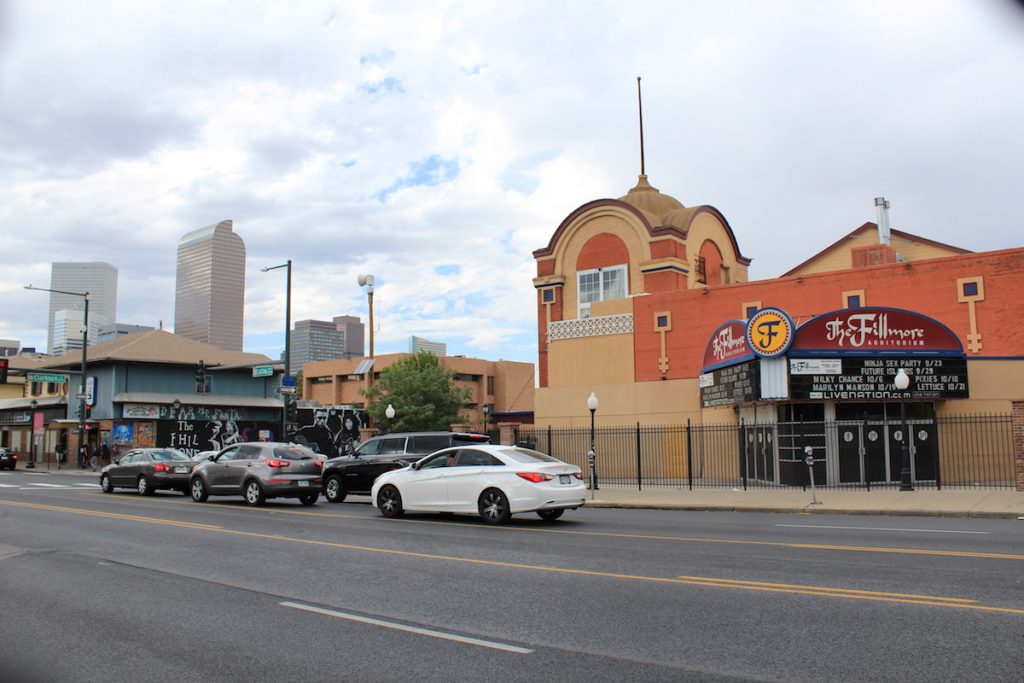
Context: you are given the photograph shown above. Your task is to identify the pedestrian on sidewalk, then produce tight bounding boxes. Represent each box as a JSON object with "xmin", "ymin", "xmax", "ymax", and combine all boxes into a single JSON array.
[{"xmin": 89, "ymin": 444, "xmax": 98, "ymax": 472}]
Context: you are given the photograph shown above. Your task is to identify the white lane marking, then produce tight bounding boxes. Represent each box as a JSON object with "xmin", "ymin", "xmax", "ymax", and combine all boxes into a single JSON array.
[
  {"xmin": 280, "ymin": 601, "xmax": 533, "ymax": 654},
  {"xmin": 776, "ymin": 524, "xmax": 989, "ymax": 535},
  {"xmin": 25, "ymin": 483, "xmax": 70, "ymax": 488},
  {"xmin": 75, "ymin": 483, "xmax": 101, "ymax": 488},
  {"xmin": 0, "ymin": 483, "xmax": 17, "ymax": 488}
]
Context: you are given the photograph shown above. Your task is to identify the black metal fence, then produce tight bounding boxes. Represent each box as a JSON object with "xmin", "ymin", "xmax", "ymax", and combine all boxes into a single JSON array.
[{"xmin": 513, "ymin": 413, "xmax": 1016, "ymax": 490}]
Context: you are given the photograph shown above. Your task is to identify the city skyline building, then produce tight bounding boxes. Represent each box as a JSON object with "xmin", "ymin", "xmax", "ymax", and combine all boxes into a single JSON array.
[
  {"xmin": 334, "ymin": 315, "xmax": 364, "ymax": 358},
  {"xmin": 47, "ymin": 261, "xmax": 117, "ymax": 355},
  {"xmin": 408, "ymin": 335, "xmax": 446, "ymax": 356},
  {"xmin": 97, "ymin": 323, "xmax": 156, "ymax": 344},
  {"xmin": 174, "ymin": 219, "xmax": 246, "ymax": 351},
  {"xmin": 289, "ymin": 316, "xmax": 365, "ymax": 372}
]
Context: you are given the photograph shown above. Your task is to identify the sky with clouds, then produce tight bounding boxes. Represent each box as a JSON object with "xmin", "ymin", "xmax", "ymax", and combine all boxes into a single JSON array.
[{"xmin": 2, "ymin": 0, "xmax": 1022, "ymax": 369}]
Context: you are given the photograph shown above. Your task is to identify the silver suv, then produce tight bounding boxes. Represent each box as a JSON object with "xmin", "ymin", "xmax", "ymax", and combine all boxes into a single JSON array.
[{"xmin": 189, "ymin": 442, "xmax": 323, "ymax": 506}]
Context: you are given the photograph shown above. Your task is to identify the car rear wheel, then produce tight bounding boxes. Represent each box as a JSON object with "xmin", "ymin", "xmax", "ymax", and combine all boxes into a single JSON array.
[
  {"xmin": 479, "ymin": 489, "xmax": 512, "ymax": 525},
  {"xmin": 190, "ymin": 477, "xmax": 208, "ymax": 502},
  {"xmin": 537, "ymin": 508, "xmax": 564, "ymax": 522},
  {"xmin": 244, "ymin": 479, "xmax": 266, "ymax": 506},
  {"xmin": 100, "ymin": 474, "xmax": 113, "ymax": 493},
  {"xmin": 377, "ymin": 485, "xmax": 404, "ymax": 518},
  {"xmin": 137, "ymin": 476, "xmax": 155, "ymax": 496},
  {"xmin": 299, "ymin": 493, "xmax": 318, "ymax": 506},
  {"xmin": 324, "ymin": 474, "xmax": 347, "ymax": 503}
]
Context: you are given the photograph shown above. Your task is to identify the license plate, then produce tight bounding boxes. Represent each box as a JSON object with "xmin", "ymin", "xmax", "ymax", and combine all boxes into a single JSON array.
[
  {"xmin": 559, "ymin": 475, "xmax": 571, "ymax": 484},
  {"xmin": 174, "ymin": 466, "xmax": 188, "ymax": 473},
  {"xmin": 298, "ymin": 480, "xmax": 309, "ymax": 487}
]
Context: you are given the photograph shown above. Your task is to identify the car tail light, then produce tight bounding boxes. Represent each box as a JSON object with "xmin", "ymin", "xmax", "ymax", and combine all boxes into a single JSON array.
[
  {"xmin": 572, "ymin": 472, "xmax": 584, "ymax": 480},
  {"xmin": 11, "ymin": 454, "xmax": 17, "ymax": 460},
  {"xmin": 516, "ymin": 472, "xmax": 553, "ymax": 483},
  {"xmin": 265, "ymin": 459, "xmax": 291, "ymax": 468},
  {"xmin": 313, "ymin": 460, "xmax": 324, "ymax": 469},
  {"xmin": 153, "ymin": 463, "xmax": 172, "ymax": 473}
]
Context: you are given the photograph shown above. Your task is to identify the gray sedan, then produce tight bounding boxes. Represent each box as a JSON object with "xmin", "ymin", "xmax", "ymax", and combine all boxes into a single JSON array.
[{"xmin": 100, "ymin": 448, "xmax": 195, "ymax": 495}]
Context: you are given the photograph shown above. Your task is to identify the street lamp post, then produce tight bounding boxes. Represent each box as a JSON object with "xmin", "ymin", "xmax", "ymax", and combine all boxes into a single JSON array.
[
  {"xmin": 587, "ymin": 392, "xmax": 599, "ymax": 496},
  {"xmin": 482, "ymin": 403, "xmax": 490, "ymax": 436},
  {"xmin": 25, "ymin": 285, "xmax": 89, "ymax": 469},
  {"xmin": 894, "ymin": 368, "xmax": 914, "ymax": 491},
  {"xmin": 358, "ymin": 274, "xmax": 375, "ymax": 358},
  {"xmin": 28, "ymin": 399, "xmax": 38, "ymax": 469},
  {"xmin": 262, "ymin": 260, "xmax": 292, "ymax": 441},
  {"xmin": 385, "ymin": 403, "xmax": 395, "ymax": 434}
]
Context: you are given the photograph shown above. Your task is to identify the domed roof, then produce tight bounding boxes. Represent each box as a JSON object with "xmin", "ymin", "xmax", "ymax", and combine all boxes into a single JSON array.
[{"xmin": 618, "ymin": 175, "xmax": 685, "ymax": 223}]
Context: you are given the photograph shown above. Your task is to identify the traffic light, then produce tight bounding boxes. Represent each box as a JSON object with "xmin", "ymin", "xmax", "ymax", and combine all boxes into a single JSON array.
[{"xmin": 196, "ymin": 360, "xmax": 207, "ymax": 393}]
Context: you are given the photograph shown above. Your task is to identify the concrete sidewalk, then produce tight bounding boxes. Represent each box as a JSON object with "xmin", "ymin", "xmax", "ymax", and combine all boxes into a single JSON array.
[
  {"xmin": 20, "ymin": 466, "xmax": 1024, "ymax": 519},
  {"xmin": 585, "ymin": 485, "xmax": 1024, "ymax": 519}
]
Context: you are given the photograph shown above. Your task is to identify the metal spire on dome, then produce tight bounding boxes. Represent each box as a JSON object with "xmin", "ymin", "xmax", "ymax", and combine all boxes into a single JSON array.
[{"xmin": 637, "ymin": 76, "xmax": 646, "ymax": 177}]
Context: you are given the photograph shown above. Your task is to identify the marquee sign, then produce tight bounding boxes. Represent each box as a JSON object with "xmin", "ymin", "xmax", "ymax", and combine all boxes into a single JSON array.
[
  {"xmin": 789, "ymin": 357, "xmax": 969, "ymax": 400},
  {"xmin": 789, "ymin": 307, "xmax": 963, "ymax": 356},
  {"xmin": 701, "ymin": 320, "xmax": 754, "ymax": 371},
  {"xmin": 700, "ymin": 360, "xmax": 760, "ymax": 407}
]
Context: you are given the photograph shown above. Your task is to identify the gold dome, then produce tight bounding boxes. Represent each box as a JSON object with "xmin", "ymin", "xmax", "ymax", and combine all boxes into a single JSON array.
[{"xmin": 618, "ymin": 175, "xmax": 685, "ymax": 223}]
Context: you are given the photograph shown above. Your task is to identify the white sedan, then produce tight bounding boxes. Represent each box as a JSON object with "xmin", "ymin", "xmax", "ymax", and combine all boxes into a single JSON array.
[{"xmin": 370, "ymin": 444, "xmax": 586, "ymax": 524}]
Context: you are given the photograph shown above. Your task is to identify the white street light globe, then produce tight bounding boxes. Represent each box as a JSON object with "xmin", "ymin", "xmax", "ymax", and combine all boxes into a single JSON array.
[
  {"xmin": 894, "ymin": 368, "xmax": 910, "ymax": 390},
  {"xmin": 587, "ymin": 392, "xmax": 598, "ymax": 411},
  {"xmin": 385, "ymin": 404, "xmax": 395, "ymax": 419}
]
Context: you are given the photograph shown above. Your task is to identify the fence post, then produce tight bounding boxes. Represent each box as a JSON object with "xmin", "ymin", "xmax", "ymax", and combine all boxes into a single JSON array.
[
  {"xmin": 1013, "ymin": 401, "xmax": 1024, "ymax": 492},
  {"xmin": 636, "ymin": 422, "xmax": 642, "ymax": 491},
  {"xmin": 739, "ymin": 418, "xmax": 748, "ymax": 490},
  {"xmin": 686, "ymin": 419, "xmax": 694, "ymax": 491}
]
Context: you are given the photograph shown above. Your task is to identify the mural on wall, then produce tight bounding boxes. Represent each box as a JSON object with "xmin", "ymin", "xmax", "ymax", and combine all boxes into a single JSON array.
[
  {"xmin": 157, "ymin": 420, "xmax": 278, "ymax": 457},
  {"xmin": 289, "ymin": 407, "xmax": 367, "ymax": 459},
  {"xmin": 112, "ymin": 423, "xmax": 134, "ymax": 445}
]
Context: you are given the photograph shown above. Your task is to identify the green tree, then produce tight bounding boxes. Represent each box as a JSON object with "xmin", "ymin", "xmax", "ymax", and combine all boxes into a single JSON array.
[{"xmin": 361, "ymin": 352, "xmax": 471, "ymax": 431}]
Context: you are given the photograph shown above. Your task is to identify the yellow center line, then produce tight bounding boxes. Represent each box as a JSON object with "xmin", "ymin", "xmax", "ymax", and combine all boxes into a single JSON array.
[
  {"xmin": 0, "ymin": 499, "xmax": 223, "ymax": 530},
  {"xmin": 3, "ymin": 498, "xmax": 1023, "ymax": 616},
  {"xmin": 69, "ymin": 492, "xmax": 1024, "ymax": 562},
  {"xmin": 676, "ymin": 576, "xmax": 977, "ymax": 603}
]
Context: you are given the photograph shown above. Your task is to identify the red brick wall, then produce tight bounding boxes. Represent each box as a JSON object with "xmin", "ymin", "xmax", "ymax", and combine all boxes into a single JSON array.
[
  {"xmin": 632, "ymin": 248, "xmax": 1024, "ymax": 382},
  {"xmin": 576, "ymin": 233, "xmax": 629, "ymax": 271}
]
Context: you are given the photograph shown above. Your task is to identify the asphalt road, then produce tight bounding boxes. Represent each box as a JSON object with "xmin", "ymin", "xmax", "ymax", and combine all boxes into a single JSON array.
[{"xmin": 1, "ymin": 469, "xmax": 1023, "ymax": 682}]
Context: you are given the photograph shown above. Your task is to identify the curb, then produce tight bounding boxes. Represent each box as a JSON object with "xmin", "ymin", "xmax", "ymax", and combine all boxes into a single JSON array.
[{"xmin": 584, "ymin": 501, "xmax": 1024, "ymax": 519}]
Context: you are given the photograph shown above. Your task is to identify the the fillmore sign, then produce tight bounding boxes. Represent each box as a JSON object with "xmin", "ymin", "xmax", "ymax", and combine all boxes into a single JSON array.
[
  {"xmin": 701, "ymin": 320, "xmax": 754, "ymax": 371},
  {"xmin": 790, "ymin": 307, "xmax": 963, "ymax": 356}
]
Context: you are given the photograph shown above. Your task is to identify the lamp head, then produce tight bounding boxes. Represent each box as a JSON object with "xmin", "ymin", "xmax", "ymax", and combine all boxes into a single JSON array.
[
  {"xmin": 358, "ymin": 274, "xmax": 375, "ymax": 287},
  {"xmin": 587, "ymin": 392, "xmax": 598, "ymax": 411},
  {"xmin": 385, "ymin": 403, "xmax": 395, "ymax": 419},
  {"xmin": 893, "ymin": 368, "xmax": 910, "ymax": 391}
]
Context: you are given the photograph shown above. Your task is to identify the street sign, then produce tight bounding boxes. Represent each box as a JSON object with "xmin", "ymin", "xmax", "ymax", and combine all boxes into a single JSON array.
[
  {"xmin": 278, "ymin": 386, "xmax": 296, "ymax": 394},
  {"xmin": 28, "ymin": 372, "xmax": 68, "ymax": 383},
  {"xmin": 253, "ymin": 365, "xmax": 274, "ymax": 378},
  {"xmin": 281, "ymin": 375, "xmax": 296, "ymax": 387},
  {"xmin": 75, "ymin": 392, "xmax": 89, "ymax": 400}
]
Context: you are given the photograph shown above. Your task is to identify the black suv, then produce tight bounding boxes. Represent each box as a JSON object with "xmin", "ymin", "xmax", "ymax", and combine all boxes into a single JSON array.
[{"xmin": 322, "ymin": 431, "xmax": 489, "ymax": 503}]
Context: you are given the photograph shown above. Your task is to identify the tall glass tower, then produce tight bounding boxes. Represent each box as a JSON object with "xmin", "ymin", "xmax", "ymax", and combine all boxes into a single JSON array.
[
  {"xmin": 174, "ymin": 220, "xmax": 246, "ymax": 351},
  {"xmin": 48, "ymin": 261, "xmax": 118, "ymax": 355}
]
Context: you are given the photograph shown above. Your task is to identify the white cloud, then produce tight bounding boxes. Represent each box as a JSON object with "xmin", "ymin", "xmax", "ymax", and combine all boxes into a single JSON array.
[{"xmin": 2, "ymin": 0, "xmax": 1022, "ymax": 369}]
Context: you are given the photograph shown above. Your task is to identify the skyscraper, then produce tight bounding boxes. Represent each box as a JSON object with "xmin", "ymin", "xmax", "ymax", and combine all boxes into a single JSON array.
[
  {"xmin": 289, "ymin": 316, "xmax": 365, "ymax": 371},
  {"xmin": 174, "ymin": 220, "xmax": 246, "ymax": 351},
  {"xmin": 47, "ymin": 261, "xmax": 118, "ymax": 355},
  {"xmin": 333, "ymin": 315, "xmax": 365, "ymax": 358}
]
